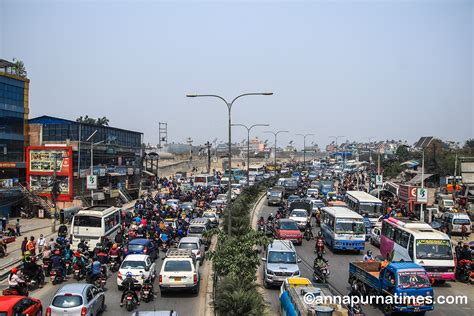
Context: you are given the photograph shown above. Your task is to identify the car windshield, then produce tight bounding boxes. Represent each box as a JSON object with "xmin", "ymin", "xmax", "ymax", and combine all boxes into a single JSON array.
[
  {"xmin": 453, "ymin": 218, "xmax": 470, "ymax": 225},
  {"xmin": 291, "ymin": 211, "xmax": 307, "ymax": 218},
  {"xmin": 164, "ymin": 260, "xmax": 192, "ymax": 272},
  {"xmin": 416, "ymin": 239, "xmax": 453, "ymax": 260},
  {"xmin": 128, "ymin": 244, "xmax": 145, "ymax": 252},
  {"xmin": 398, "ymin": 271, "xmax": 431, "ymax": 288},
  {"xmin": 189, "ymin": 226, "xmax": 205, "ymax": 233},
  {"xmin": 179, "ymin": 242, "xmax": 198, "ymax": 250},
  {"xmin": 279, "ymin": 221, "xmax": 299, "ymax": 230},
  {"xmin": 270, "ymin": 192, "xmax": 281, "ymax": 197},
  {"xmin": 335, "ymin": 219, "xmax": 365, "ymax": 234},
  {"xmin": 444, "ymin": 200, "xmax": 454, "ymax": 206},
  {"xmin": 203, "ymin": 214, "xmax": 215, "ymax": 219},
  {"xmin": 121, "ymin": 260, "xmax": 146, "ymax": 269},
  {"xmin": 268, "ymin": 251, "xmax": 297, "ymax": 264},
  {"xmin": 52, "ymin": 295, "xmax": 83, "ymax": 308}
]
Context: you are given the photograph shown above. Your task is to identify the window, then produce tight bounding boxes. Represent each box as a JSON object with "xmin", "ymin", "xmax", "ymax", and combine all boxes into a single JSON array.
[
  {"xmin": 164, "ymin": 260, "xmax": 192, "ymax": 272},
  {"xmin": 74, "ymin": 216, "xmax": 101, "ymax": 227},
  {"xmin": 399, "ymin": 231, "xmax": 410, "ymax": 248},
  {"xmin": 52, "ymin": 295, "xmax": 83, "ymax": 308},
  {"xmin": 86, "ymin": 288, "xmax": 94, "ymax": 302},
  {"xmin": 408, "ymin": 237, "xmax": 414, "ymax": 260}
]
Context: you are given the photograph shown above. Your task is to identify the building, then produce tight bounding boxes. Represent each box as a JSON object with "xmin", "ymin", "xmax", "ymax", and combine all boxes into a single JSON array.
[
  {"xmin": 28, "ymin": 115, "xmax": 143, "ymax": 208},
  {"xmin": 0, "ymin": 59, "xmax": 30, "ymax": 187}
]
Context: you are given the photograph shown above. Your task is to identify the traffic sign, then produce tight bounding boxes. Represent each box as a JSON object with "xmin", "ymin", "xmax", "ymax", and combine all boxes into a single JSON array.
[
  {"xmin": 375, "ymin": 175, "xmax": 383, "ymax": 186},
  {"xmin": 86, "ymin": 175, "xmax": 97, "ymax": 190},
  {"xmin": 417, "ymin": 187, "xmax": 428, "ymax": 203}
]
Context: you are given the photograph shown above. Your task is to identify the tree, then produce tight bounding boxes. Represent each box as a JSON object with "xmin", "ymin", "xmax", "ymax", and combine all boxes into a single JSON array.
[
  {"xmin": 12, "ymin": 58, "xmax": 27, "ymax": 78},
  {"xmin": 76, "ymin": 115, "xmax": 110, "ymax": 126},
  {"xmin": 97, "ymin": 116, "xmax": 110, "ymax": 126}
]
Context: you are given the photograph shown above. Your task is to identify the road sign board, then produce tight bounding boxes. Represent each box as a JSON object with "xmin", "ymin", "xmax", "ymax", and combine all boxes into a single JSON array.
[
  {"xmin": 86, "ymin": 175, "xmax": 97, "ymax": 190},
  {"xmin": 375, "ymin": 175, "xmax": 383, "ymax": 186},
  {"xmin": 417, "ymin": 187, "xmax": 428, "ymax": 203}
]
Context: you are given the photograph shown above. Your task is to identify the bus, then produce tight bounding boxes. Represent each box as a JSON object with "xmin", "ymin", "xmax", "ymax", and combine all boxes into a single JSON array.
[
  {"xmin": 380, "ymin": 217, "xmax": 455, "ymax": 282},
  {"xmin": 192, "ymin": 174, "xmax": 215, "ymax": 187},
  {"xmin": 223, "ymin": 168, "xmax": 246, "ymax": 181},
  {"xmin": 345, "ymin": 191, "xmax": 383, "ymax": 226},
  {"xmin": 70, "ymin": 205, "xmax": 122, "ymax": 250},
  {"xmin": 248, "ymin": 164, "xmax": 265, "ymax": 177},
  {"xmin": 320, "ymin": 207, "xmax": 366, "ymax": 251}
]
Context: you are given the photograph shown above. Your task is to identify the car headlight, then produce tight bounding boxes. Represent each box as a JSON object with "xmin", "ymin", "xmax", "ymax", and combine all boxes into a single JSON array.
[
  {"xmin": 266, "ymin": 269, "xmax": 275, "ymax": 275},
  {"xmin": 293, "ymin": 271, "xmax": 300, "ymax": 276}
]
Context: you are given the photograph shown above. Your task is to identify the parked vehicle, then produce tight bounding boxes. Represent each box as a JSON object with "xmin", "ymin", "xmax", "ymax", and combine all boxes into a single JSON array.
[
  {"xmin": 349, "ymin": 261, "xmax": 434, "ymax": 315},
  {"xmin": 47, "ymin": 283, "xmax": 105, "ymax": 316}
]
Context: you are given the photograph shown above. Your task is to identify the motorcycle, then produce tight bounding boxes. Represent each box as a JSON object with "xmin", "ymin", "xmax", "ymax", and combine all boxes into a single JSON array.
[
  {"xmin": 23, "ymin": 270, "xmax": 45, "ymax": 289},
  {"xmin": 42, "ymin": 257, "xmax": 51, "ymax": 275},
  {"xmin": 2, "ymin": 283, "xmax": 29, "ymax": 296},
  {"xmin": 312, "ymin": 263, "xmax": 330, "ymax": 283},
  {"xmin": 124, "ymin": 290, "xmax": 138, "ymax": 312},
  {"xmin": 456, "ymin": 259, "xmax": 473, "ymax": 283},
  {"xmin": 50, "ymin": 268, "xmax": 64, "ymax": 285},
  {"xmin": 97, "ymin": 272, "xmax": 107, "ymax": 289},
  {"xmin": 304, "ymin": 227, "xmax": 313, "ymax": 241},
  {"xmin": 348, "ymin": 302, "xmax": 364, "ymax": 316},
  {"xmin": 315, "ymin": 238, "xmax": 325, "ymax": 254},
  {"xmin": 20, "ymin": 209, "xmax": 34, "ymax": 219},
  {"xmin": 73, "ymin": 263, "xmax": 86, "ymax": 281},
  {"xmin": 64, "ymin": 259, "xmax": 73, "ymax": 275},
  {"xmin": 257, "ymin": 220, "xmax": 265, "ymax": 232},
  {"xmin": 140, "ymin": 281, "xmax": 154, "ymax": 302},
  {"xmin": 109, "ymin": 255, "xmax": 120, "ymax": 273}
]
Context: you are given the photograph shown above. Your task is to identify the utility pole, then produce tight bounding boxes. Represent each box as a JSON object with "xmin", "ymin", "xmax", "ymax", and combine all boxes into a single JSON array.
[
  {"xmin": 205, "ymin": 141, "xmax": 212, "ymax": 174},
  {"xmin": 377, "ymin": 153, "xmax": 381, "ymax": 200},
  {"xmin": 453, "ymin": 153, "xmax": 458, "ymax": 203},
  {"xmin": 420, "ymin": 150, "xmax": 425, "ymax": 222},
  {"xmin": 50, "ymin": 154, "xmax": 60, "ymax": 233},
  {"xmin": 296, "ymin": 133, "xmax": 314, "ymax": 166}
]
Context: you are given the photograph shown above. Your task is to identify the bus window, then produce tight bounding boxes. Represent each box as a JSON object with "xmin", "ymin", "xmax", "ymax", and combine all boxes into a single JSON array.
[
  {"xmin": 408, "ymin": 238, "xmax": 414, "ymax": 260},
  {"xmin": 74, "ymin": 216, "xmax": 101, "ymax": 227}
]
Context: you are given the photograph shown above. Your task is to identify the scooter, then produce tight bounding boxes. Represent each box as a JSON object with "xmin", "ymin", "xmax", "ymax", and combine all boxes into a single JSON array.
[
  {"xmin": 124, "ymin": 290, "xmax": 138, "ymax": 312},
  {"xmin": 312, "ymin": 263, "xmax": 330, "ymax": 283},
  {"xmin": 315, "ymin": 238, "xmax": 325, "ymax": 254},
  {"xmin": 456, "ymin": 260, "xmax": 473, "ymax": 283},
  {"xmin": 109, "ymin": 255, "xmax": 120, "ymax": 273},
  {"xmin": 42, "ymin": 257, "xmax": 51, "ymax": 275},
  {"xmin": 2, "ymin": 283, "xmax": 29, "ymax": 296},
  {"xmin": 23, "ymin": 270, "xmax": 45, "ymax": 289},
  {"xmin": 50, "ymin": 268, "xmax": 64, "ymax": 285},
  {"xmin": 304, "ymin": 227, "xmax": 313, "ymax": 241},
  {"xmin": 73, "ymin": 263, "xmax": 86, "ymax": 281},
  {"xmin": 141, "ymin": 280, "xmax": 154, "ymax": 303}
]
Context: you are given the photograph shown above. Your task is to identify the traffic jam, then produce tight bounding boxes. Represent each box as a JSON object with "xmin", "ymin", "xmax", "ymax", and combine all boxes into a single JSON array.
[
  {"xmin": 0, "ymin": 173, "xmax": 239, "ymax": 315},
  {"xmin": 256, "ymin": 160, "xmax": 473, "ymax": 316}
]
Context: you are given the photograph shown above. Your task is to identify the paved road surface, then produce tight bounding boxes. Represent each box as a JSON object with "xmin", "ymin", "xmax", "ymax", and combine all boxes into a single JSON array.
[{"xmin": 256, "ymin": 200, "xmax": 474, "ymax": 316}]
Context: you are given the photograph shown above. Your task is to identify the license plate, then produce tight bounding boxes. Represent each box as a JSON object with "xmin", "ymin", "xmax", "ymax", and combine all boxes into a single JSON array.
[
  {"xmin": 174, "ymin": 277, "xmax": 181, "ymax": 281},
  {"xmin": 143, "ymin": 291, "xmax": 149, "ymax": 294}
]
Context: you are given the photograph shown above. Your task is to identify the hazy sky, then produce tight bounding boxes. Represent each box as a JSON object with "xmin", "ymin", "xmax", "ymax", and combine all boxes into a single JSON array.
[{"xmin": 1, "ymin": 0, "xmax": 472, "ymax": 148}]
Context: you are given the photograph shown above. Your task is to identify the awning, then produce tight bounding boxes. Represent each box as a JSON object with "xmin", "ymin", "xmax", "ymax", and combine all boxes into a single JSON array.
[
  {"xmin": 407, "ymin": 173, "xmax": 434, "ymax": 185},
  {"xmin": 400, "ymin": 160, "xmax": 420, "ymax": 168},
  {"xmin": 107, "ymin": 172, "xmax": 122, "ymax": 177},
  {"xmin": 142, "ymin": 170, "xmax": 155, "ymax": 176}
]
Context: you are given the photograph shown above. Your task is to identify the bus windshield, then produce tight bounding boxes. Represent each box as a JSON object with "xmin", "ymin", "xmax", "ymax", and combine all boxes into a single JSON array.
[
  {"xmin": 73, "ymin": 216, "xmax": 101, "ymax": 227},
  {"xmin": 358, "ymin": 203, "xmax": 382, "ymax": 217},
  {"xmin": 416, "ymin": 239, "xmax": 453, "ymax": 260},
  {"xmin": 335, "ymin": 219, "xmax": 365, "ymax": 234},
  {"xmin": 398, "ymin": 271, "xmax": 431, "ymax": 288}
]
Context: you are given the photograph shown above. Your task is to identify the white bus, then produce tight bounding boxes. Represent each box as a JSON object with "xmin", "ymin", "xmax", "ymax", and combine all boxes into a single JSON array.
[
  {"xmin": 248, "ymin": 164, "xmax": 265, "ymax": 177},
  {"xmin": 320, "ymin": 207, "xmax": 366, "ymax": 252},
  {"xmin": 70, "ymin": 205, "xmax": 122, "ymax": 250},
  {"xmin": 380, "ymin": 217, "xmax": 455, "ymax": 282},
  {"xmin": 345, "ymin": 191, "xmax": 383, "ymax": 226},
  {"xmin": 192, "ymin": 174, "xmax": 215, "ymax": 187}
]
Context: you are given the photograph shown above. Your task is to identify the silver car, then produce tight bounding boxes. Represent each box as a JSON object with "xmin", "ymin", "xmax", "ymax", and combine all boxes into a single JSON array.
[
  {"xmin": 261, "ymin": 240, "xmax": 301, "ymax": 288},
  {"xmin": 48, "ymin": 283, "xmax": 105, "ymax": 316}
]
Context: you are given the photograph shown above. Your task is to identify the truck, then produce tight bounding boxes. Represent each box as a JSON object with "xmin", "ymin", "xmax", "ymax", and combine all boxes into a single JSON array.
[
  {"xmin": 319, "ymin": 180, "xmax": 334, "ymax": 196},
  {"xmin": 348, "ymin": 261, "xmax": 434, "ymax": 315},
  {"xmin": 279, "ymin": 277, "xmax": 348, "ymax": 316},
  {"xmin": 283, "ymin": 178, "xmax": 298, "ymax": 197}
]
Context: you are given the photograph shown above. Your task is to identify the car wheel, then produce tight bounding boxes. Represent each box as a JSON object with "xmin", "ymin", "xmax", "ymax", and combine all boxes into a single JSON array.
[{"xmin": 263, "ymin": 279, "xmax": 270, "ymax": 289}]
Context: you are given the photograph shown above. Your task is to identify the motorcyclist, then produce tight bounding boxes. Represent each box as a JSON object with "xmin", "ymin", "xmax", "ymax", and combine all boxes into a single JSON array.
[
  {"xmin": 458, "ymin": 243, "xmax": 472, "ymax": 261},
  {"xmin": 257, "ymin": 216, "xmax": 265, "ymax": 226},
  {"xmin": 120, "ymin": 272, "xmax": 140, "ymax": 307},
  {"xmin": 87, "ymin": 259, "xmax": 102, "ymax": 284},
  {"xmin": 51, "ymin": 249, "xmax": 67, "ymax": 279},
  {"xmin": 58, "ymin": 224, "xmax": 68, "ymax": 238},
  {"xmin": 94, "ymin": 246, "xmax": 109, "ymax": 265},
  {"xmin": 313, "ymin": 252, "xmax": 328, "ymax": 270},
  {"xmin": 72, "ymin": 251, "xmax": 87, "ymax": 275},
  {"xmin": 108, "ymin": 244, "xmax": 121, "ymax": 265},
  {"xmin": 267, "ymin": 213, "xmax": 274, "ymax": 223},
  {"xmin": 363, "ymin": 250, "xmax": 374, "ymax": 262},
  {"xmin": 315, "ymin": 231, "xmax": 325, "ymax": 252},
  {"xmin": 22, "ymin": 255, "xmax": 43, "ymax": 287},
  {"xmin": 8, "ymin": 267, "xmax": 27, "ymax": 296},
  {"xmin": 160, "ymin": 230, "xmax": 170, "ymax": 248},
  {"xmin": 77, "ymin": 240, "xmax": 89, "ymax": 254}
]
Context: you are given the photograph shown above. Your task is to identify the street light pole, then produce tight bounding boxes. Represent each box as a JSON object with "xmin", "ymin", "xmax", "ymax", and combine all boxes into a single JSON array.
[
  {"xmin": 265, "ymin": 130, "xmax": 289, "ymax": 174},
  {"xmin": 232, "ymin": 123, "xmax": 269, "ymax": 187},
  {"xmin": 296, "ymin": 133, "xmax": 315, "ymax": 166},
  {"xmin": 187, "ymin": 92, "xmax": 273, "ymax": 235}
]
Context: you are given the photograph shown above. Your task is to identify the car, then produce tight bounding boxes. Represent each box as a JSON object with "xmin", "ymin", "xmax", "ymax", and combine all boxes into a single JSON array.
[
  {"xmin": 181, "ymin": 202, "xmax": 195, "ymax": 213},
  {"xmin": 47, "ymin": 283, "xmax": 105, "ymax": 316},
  {"xmin": 231, "ymin": 183, "xmax": 242, "ymax": 195},
  {"xmin": 117, "ymin": 254, "xmax": 156, "ymax": 290},
  {"xmin": 202, "ymin": 211, "xmax": 219, "ymax": 228},
  {"xmin": 124, "ymin": 238, "xmax": 158, "ymax": 260},
  {"xmin": 273, "ymin": 219, "xmax": 303, "ymax": 245},
  {"xmin": 166, "ymin": 199, "xmax": 180, "ymax": 209},
  {"xmin": 187, "ymin": 218, "xmax": 210, "ymax": 242},
  {"xmin": 216, "ymin": 194, "xmax": 227, "ymax": 201},
  {"xmin": 287, "ymin": 195, "xmax": 300, "ymax": 205},
  {"xmin": 288, "ymin": 209, "xmax": 310, "ymax": 230},
  {"xmin": 131, "ymin": 312, "xmax": 179, "ymax": 316},
  {"xmin": 268, "ymin": 190, "xmax": 283, "ymax": 206},
  {"xmin": 163, "ymin": 218, "xmax": 179, "ymax": 230},
  {"xmin": 370, "ymin": 225, "xmax": 382, "ymax": 247},
  {"xmin": 0, "ymin": 296, "xmax": 42, "ymax": 316},
  {"xmin": 178, "ymin": 236, "xmax": 205, "ymax": 262},
  {"xmin": 306, "ymin": 188, "xmax": 319, "ymax": 197},
  {"xmin": 159, "ymin": 249, "xmax": 200, "ymax": 294},
  {"xmin": 261, "ymin": 240, "xmax": 301, "ymax": 288},
  {"xmin": 263, "ymin": 173, "xmax": 271, "ymax": 179}
]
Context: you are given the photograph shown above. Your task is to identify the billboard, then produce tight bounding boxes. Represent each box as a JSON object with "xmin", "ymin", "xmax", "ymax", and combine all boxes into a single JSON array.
[
  {"xmin": 26, "ymin": 146, "xmax": 73, "ymax": 202},
  {"xmin": 460, "ymin": 158, "xmax": 474, "ymax": 185}
]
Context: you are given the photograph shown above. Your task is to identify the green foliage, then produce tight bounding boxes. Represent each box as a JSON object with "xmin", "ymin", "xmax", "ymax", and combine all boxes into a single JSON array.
[
  {"xmin": 214, "ymin": 274, "xmax": 266, "ymax": 316},
  {"xmin": 76, "ymin": 115, "xmax": 110, "ymax": 126},
  {"xmin": 12, "ymin": 58, "xmax": 27, "ymax": 78}
]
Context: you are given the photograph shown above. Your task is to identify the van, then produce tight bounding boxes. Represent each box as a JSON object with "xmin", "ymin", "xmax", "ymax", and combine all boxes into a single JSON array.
[
  {"xmin": 261, "ymin": 240, "xmax": 301, "ymax": 288},
  {"xmin": 187, "ymin": 218, "xmax": 210, "ymax": 242},
  {"xmin": 441, "ymin": 212, "xmax": 471, "ymax": 235}
]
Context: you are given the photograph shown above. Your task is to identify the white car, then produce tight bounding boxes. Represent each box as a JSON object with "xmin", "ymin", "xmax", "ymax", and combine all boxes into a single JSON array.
[
  {"xmin": 370, "ymin": 225, "xmax": 382, "ymax": 247},
  {"xmin": 159, "ymin": 249, "xmax": 200, "ymax": 294},
  {"xmin": 231, "ymin": 183, "xmax": 242, "ymax": 195},
  {"xmin": 117, "ymin": 254, "xmax": 156, "ymax": 290},
  {"xmin": 178, "ymin": 237, "xmax": 205, "ymax": 262},
  {"xmin": 288, "ymin": 209, "xmax": 309, "ymax": 230}
]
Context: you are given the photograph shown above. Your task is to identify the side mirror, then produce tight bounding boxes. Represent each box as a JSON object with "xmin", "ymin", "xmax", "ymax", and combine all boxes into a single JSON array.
[
  {"xmin": 144, "ymin": 266, "xmax": 150, "ymax": 272},
  {"xmin": 261, "ymin": 257, "xmax": 267, "ymax": 262},
  {"xmin": 297, "ymin": 259, "xmax": 302, "ymax": 263}
]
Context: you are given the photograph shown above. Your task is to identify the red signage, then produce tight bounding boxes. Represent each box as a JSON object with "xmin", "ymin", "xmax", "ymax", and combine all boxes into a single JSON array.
[
  {"xmin": 26, "ymin": 146, "xmax": 73, "ymax": 202},
  {"xmin": 399, "ymin": 184, "xmax": 419, "ymax": 202}
]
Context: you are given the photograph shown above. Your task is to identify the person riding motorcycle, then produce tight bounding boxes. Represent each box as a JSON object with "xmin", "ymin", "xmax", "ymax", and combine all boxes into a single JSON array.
[
  {"xmin": 363, "ymin": 250, "xmax": 375, "ymax": 262},
  {"xmin": 51, "ymin": 250, "xmax": 67, "ymax": 279},
  {"xmin": 315, "ymin": 231, "xmax": 325, "ymax": 252},
  {"xmin": 94, "ymin": 246, "xmax": 109, "ymax": 265},
  {"xmin": 87, "ymin": 259, "xmax": 102, "ymax": 284},
  {"xmin": 77, "ymin": 240, "xmax": 89, "ymax": 254},
  {"xmin": 108, "ymin": 244, "xmax": 121, "ymax": 265},
  {"xmin": 257, "ymin": 216, "xmax": 265, "ymax": 226},
  {"xmin": 120, "ymin": 272, "xmax": 140, "ymax": 307},
  {"xmin": 72, "ymin": 251, "xmax": 87, "ymax": 274},
  {"xmin": 458, "ymin": 243, "xmax": 472, "ymax": 261},
  {"xmin": 313, "ymin": 252, "xmax": 328, "ymax": 271},
  {"xmin": 267, "ymin": 213, "xmax": 274, "ymax": 223},
  {"xmin": 22, "ymin": 255, "xmax": 43, "ymax": 287},
  {"xmin": 8, "ymin": 267, "xmax": 27, "ymax": 296}
]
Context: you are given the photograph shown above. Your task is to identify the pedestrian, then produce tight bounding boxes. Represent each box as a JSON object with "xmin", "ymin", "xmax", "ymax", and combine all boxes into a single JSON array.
[
  {"xmin": 37, "ymin": 234, "xmax": 46, "ymax": 254},
  {"xmin": 26, "ymin": 236, "xmax": 36, "ymax": 256},
  {"xmin": 15, "ymin": 219, "xmax": 21, "ymax": 236},
  {"xmin": 48, "ymin": 237, "xmax": 55, "ymax": 251},
  {"xmin": 461, "ymin": 223, "xmax": 468, "ymax": 240},
  {"xmin": 21, "ymin": 237, "xmax": 28, "ymax": 256}
]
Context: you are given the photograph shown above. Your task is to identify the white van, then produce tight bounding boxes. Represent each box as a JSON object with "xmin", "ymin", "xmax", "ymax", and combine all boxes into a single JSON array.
[{"xmin": 441, "ymin": 212, "xmax": 471, "ymax": 235}]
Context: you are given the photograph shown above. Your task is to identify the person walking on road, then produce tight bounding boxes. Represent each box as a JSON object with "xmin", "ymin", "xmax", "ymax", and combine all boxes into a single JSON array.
[
  {"xmin": 21, "ymin": 237, "xmax": 28, "ymax": 256},
  {"xmin": 37, "ymin": 234, "xmax": 46, "ymax": 254},
  {"xmin": 15, "ymin": 219, "xmax": 21, "ymax": 236},
  {"xmin": 26, "ymin": 236, "xmax": 36, "ymax": 256},
  {"xmin": 461, "ymin": 223, "xmax": 468, "ymax": 240}
]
